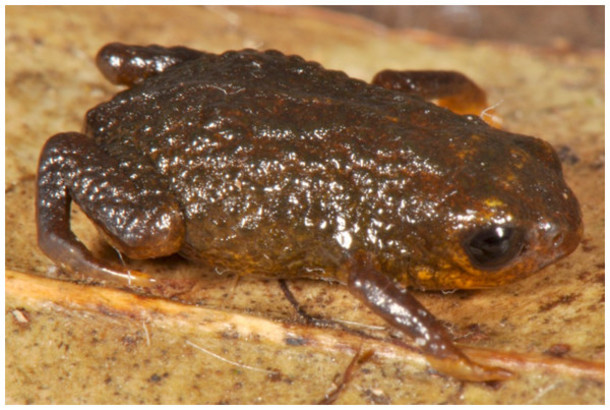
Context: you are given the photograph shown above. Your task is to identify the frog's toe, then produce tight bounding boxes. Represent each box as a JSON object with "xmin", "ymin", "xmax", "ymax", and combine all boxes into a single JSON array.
[
  {"xmin": 425, "ymin": 355, "xmax": 513, "ymax": 382},
  {"xmin": 96, "ymin": 42, "xmax": 205, "ymax": 86}
]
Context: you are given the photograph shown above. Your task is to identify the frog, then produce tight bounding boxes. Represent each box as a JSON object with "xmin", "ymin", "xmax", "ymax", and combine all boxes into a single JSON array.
[{"xmin": 36, "ymin": 43, "xmax": 582, "ymax": 382}]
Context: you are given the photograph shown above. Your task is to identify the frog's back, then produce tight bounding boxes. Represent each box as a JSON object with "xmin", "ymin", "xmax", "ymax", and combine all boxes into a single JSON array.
[
  {"xmin": 84, "ymin": 51, "xmax": 405, "ymax": 276},
  {"xmin": 83, "ymin": 49, "xmax": 540, "ymax": 281}
]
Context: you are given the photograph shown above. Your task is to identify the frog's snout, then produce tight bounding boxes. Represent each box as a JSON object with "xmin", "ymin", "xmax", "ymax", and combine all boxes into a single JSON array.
[
  {"xmin": 540, "ymin": 217, "xmax": 583, "ymax": 259},
  {"xmin": 532, "ymin": 194, "xmax": 583, "ymax": 265}
]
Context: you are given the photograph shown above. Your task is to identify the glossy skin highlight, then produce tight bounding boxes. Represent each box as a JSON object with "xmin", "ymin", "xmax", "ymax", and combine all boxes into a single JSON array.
[{"xmin": 36, "ymin": 44, "xmax": 582, "ymax": 381}]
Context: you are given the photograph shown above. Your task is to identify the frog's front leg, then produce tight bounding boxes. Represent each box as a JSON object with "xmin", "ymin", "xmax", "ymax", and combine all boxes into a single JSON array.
[
  {"xmin": 96, "ymin": 42, "xmax": 206, "ymax": 86},
  {"xmin": 345, "ymin": 252, "xmax": 511, "ymax": 381},
  {"xmin": 36, "ymin": 132, "xmax": 185, "ymax": 288},
  {"xmin": 372, "ymin": 70, "xmax": 501, "ymax": 127}
]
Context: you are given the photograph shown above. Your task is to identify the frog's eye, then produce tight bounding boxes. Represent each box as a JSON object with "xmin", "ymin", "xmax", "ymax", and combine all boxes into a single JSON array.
[{"xmin": 464, "ymin": 226, "xmax": 524, "ymax": 270}]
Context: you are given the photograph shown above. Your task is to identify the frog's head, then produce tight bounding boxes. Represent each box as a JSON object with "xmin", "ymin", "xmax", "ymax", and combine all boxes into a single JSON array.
[{"xmin": 407, "ymin": 128, "xmax": 582, "ymax": 290}]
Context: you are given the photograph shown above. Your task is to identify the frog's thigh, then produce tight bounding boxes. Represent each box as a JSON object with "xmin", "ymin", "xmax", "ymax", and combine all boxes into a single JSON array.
[
  {"xmin": 345, "ymin": 252, "xmax": 511, "ymax": 381},
  {"xmin": 372, "ymin": 70, "xmax": 493, "ymax": 119},
  {"xmin": 96, "ymin": 42, "xmax": 206, "ymax": 86},
  {"xmin": 36, "ymin": 132, "xmax": 185, "ymax": 282}
]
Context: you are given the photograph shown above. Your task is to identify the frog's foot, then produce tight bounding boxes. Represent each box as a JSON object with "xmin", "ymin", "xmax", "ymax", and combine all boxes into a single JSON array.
[
  {"xmin": 96, "ymin": 43, "xmax": 206, "ymax": 86},
  {"xmin": 39, "ymin": 227, "xmax": 157, "ymax": 290},
  {"xmin": 425, "ymin": 354, "xmax": 512, "ymax": 382},
  {"xmin": 36, "ymin": 132, "xmax": 185, "ymax": 290},
  {"xmin": 344, "ymin": 251, "xmax": 511, "ymax": 382},
  {"xmin": 278, "ymin": 279, "xmax": 338, "ymax": 328},
  {"xmin": 81, "ymin": 261, "xmax": 158, "ymax": 290},
  {"xmin": 371, "ymin": 70, "xmax": 502, "ymax": 127}
]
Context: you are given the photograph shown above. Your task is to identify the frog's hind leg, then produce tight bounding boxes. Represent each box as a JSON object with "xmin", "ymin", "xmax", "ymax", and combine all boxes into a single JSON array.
[
  {"xmin": 345, "ymin": 252, "xmax": 512, "ymax": 381},
  {"xmin": 96, "ymin": 43, "xmax": 207, "ymax": 86},
  {"xmin": 278, "ymin": 279, "xmax": 337, "ymax": 328},
  {"xmin": 36, "ymin": 132, "xmax": 185, "ymax": 289},
  {"xmin": 372, "ymin": 70, "xmax": 501, "ymax": 127}
]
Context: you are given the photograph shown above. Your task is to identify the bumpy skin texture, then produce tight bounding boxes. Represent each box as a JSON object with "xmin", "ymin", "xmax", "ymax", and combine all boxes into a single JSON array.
[
  {"xmin": 37, "ymin": 44, "xmax": 582, "ymax": 381},
  {"xmin": 86, "ymin": 48, "xmax": 581, "ymax": 288}
]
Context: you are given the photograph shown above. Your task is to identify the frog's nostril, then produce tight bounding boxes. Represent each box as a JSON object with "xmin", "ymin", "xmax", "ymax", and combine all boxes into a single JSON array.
[
  {"xmin": 552, "ymin": 232, "xmax": 565, "ymax": 248},
  {"xmin": 542, "ymin": 222, "xmax": 581, "ymax": 256}
]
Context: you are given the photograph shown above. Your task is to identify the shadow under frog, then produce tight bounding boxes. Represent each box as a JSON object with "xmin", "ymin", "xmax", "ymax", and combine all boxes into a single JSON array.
[{"xmin": 36, "ymin": 43, "xmax": 582, "ymax": 382}]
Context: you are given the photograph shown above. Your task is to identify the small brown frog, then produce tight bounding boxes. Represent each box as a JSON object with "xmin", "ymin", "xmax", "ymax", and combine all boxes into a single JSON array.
[{"xmin": 36, "ymin": 43, "xmax": 582, "ymax": 381}]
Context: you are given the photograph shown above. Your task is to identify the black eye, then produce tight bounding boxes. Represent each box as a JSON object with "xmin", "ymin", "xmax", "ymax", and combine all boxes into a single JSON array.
[{"xmin": 464, "ymin": 226, "xmax": 524, "ymax": 270}]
